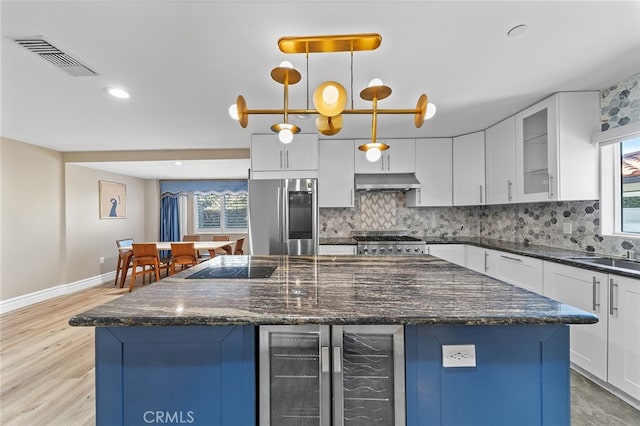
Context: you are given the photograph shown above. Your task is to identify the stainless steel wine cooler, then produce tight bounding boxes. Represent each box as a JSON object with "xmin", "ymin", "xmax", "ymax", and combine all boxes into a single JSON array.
[{"xmin": 259, "ymin": 325, "xmax": 405, "ymax": 426}]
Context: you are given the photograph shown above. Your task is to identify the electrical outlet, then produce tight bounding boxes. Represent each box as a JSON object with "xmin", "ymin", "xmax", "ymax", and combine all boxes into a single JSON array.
[
  {"xmin": 563, "ymin": 223, "xmax": 572, "ymax": 234},
  {"xmin": 99, "ymin": 257, "xmax": 105, "ymax": 264},
  {"xmin": 442, "ymin": 344, "xmax": 476, "ymax": 367}
]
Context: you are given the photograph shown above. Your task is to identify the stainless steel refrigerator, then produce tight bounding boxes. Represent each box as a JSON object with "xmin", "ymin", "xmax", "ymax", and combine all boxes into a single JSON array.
[{"xmin": 248, "ymin": 178, "xmax": 318, "ymax": 255}]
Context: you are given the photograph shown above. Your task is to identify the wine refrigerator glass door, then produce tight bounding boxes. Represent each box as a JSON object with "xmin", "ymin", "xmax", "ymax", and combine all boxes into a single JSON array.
[
  {"xmin": 332, "ymin": 325, "xmax": 405, "ymax": 426},
  {"xmin": 260, "ymin": 325, "xmax": 330, "ymax": 426}
]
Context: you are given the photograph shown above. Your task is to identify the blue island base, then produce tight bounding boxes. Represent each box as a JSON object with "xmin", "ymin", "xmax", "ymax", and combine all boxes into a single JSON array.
[{"xmin": 95, "ymin": 324, "xmax": 569, "ymax": 426}]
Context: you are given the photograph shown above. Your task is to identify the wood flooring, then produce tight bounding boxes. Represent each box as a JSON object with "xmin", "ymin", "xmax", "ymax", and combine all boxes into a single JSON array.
[{"xmin": 1, "ymin": 278, "xmax": 639, "ymax": 425}]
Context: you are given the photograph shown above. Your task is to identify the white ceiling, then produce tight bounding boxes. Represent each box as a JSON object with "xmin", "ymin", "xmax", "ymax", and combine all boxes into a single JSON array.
[{"xmin": 2, "ymin": 0, "xmax": 640, "ymax": 178}]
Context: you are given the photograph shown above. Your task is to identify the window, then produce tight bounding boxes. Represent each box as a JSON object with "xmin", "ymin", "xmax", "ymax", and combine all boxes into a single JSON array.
[
  {"xmin": 194, "ymin": 192, "xmax": 248, "ymax": 233},
  {"xmin": 620, "ymin": 137, "xmax": 640, "ymax": 233}
]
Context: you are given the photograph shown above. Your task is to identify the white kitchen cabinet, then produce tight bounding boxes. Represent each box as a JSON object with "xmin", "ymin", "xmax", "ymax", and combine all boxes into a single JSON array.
[
  {"xmin": 427, "ymin": 244, "xmax": 466, "ymax": 265},
  {"xmin": 251, "ymin": 133, "xmax": 319, "ymax": 175},
  {"xmin": 353, "ymin": 139, "xmax": 415, "ymax": 174},
  {"xmin": 492, "ymin": 252, "xmax": 543, "ymax": 294},
  {"xmin": 465, "ymin": 245, "xmax": 497, "ymax": 275},
  {"xmin": 608, "ymin": 274, "xmax": 640, "ymax": 401},
  {"xmin": 406, "ymin": 138, "xmax": 452, "ymax": 207},
  {"xmin": 485, "ymin": 117, "xmax": 516, "ymax": 205},
  {"xmin": 543, "ymin": 262, "xmax": 608, "ymax": 381},
  {"xmin": 319, "ymin": 139, "xmax": 354, "ymax": 207},
  {"xmin": 318, "ymin": 245, "xmax": 357, "ymax": 255},
  {"xmin": 514, "ymin": 92, "xmax": 599, "ymax": 202},
  {"xmin": 453, "ymin": 131, "xmax": 485, "ymax": 206}
]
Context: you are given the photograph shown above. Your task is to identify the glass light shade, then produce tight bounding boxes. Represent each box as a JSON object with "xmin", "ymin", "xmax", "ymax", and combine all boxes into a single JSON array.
[
  {"xmin": 368, "ymin": 78, "xmax": 384, "ymax": 88},
  {"xmin": 322, "ymin": 85, "xmax": 340, "ymax": 105},
  {"xmin": 425, "ymin": 103, "xmax": 437, "ymax": 120},
  {"xmin": 228, "ymin": 103, "xmax": 239, "ymax": 120},
  {"xmin": 279, "ymin": 61, "xmax": 293, "ymax": 69},
  {"xmin": 279, "ymin": 128, "xmax": 294, "ymax": 144},
  {"xmin": 365, "ymin": 147, "xmax": 382, "ymax": 162}
]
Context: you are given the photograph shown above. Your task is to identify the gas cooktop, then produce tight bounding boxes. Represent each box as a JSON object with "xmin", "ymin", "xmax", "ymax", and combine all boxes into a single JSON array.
[{"xmin": 352, "ymin": 235, "xmax": 422, "ymax": 242}]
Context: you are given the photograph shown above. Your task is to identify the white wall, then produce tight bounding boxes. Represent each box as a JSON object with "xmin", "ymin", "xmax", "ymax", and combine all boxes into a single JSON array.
[
  {"xmin": 1, "ymin": 138, "xmax": 66, "ymax": 300},
  {"xmin": 0, "ymin": 138, "xmax": 160, "ymax": 302},
  {"xmin": 64, "ymin": 164, "xmax": 150, "ymax": 282}
]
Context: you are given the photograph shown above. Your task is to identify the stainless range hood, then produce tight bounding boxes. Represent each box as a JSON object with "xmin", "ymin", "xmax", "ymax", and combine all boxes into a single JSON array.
[{"xmin": 355, "ymin": 173, "xmax": 421, "ymax": 191}]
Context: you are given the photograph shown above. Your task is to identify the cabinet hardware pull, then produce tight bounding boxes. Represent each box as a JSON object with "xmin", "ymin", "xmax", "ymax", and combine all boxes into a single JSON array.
[
  {"xmin": 418, "ymin": 188, "xmax": 421, "ymax": 204},
  {"xmin": 350, "ymin": 189, "xmax": 353, "ymax": 205},
  {"xmin": 387, "ymin": 154, "xmax": 391, "ymax": 171},
  {"xmin": 548, "ymin": 174, "xmax": 554, "ymax": 199},
  {"xmin": 321, "ymin": 346, "xmax": 330, "ymax": 373},
  {"xmin": 500, "ymin": 254, "xmax": 522, "ymax": 262},
  {"xmin": 286, "ymin": 151, "xmax": 289, "ymax": 169},
  {"xmin": 609, "ymin": 279, "xmax": 618, "ymax": 315},
  {"xmin": 592, "ymin": 277, "xmax": 600, "ymax": 311},
  {"xmin": 484, "ymin": 251, "xmax": 489, "ymax": 272},
  {"xmin": 333, "ymin": 347, "xmax": 342, "ymax": 373},
  {"xmin": 279, "ymin": 151, "xmax": 283, "ymax": 169},
  {"xmin": 507, "ymin": 180, "xmax": 513, "ymax": 201},
  {"xmin": 480, "ymin": 185, "xmax": 483, "ymax": 204}
]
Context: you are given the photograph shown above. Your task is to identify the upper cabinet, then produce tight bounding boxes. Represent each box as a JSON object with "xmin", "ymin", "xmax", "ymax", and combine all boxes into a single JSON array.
[
  {"xmin": 407, "ymin": 138, "xmax": 452, "ymax": 207},
  {"xmin": 353, "ymin": 139, "xmax": 416, "ymax": 174},
  {"xmin": 453, "ymin": 131, "xmax": 485, "ymax": 206},
  {"xmin": 251, "ymin": 134, "xmax": 319, "ymax": 178},
  {"xmin": 319, "ymin": 139, "xmax": 354, "ymax": 208},
  {"xmin": 485, "ymin": 117, "xmax": 516, "ymax": 205},
  {"xmin": 514, "ymin": 92, "xmax": 599, "ymax": 202}
]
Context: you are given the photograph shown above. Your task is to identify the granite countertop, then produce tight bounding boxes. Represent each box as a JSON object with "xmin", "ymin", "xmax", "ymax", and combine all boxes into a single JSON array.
[
  {"xmin": 321, "ymin": 236, "xmax": 640, "ymax": 278},
  {"xmin": 69, "ymin": 255, "xmax": 597, "ymax": 328}
]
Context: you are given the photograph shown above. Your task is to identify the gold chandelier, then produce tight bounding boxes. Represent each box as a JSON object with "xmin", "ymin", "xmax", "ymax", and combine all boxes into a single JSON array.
[{"xmin": 229, "ymin": 33, "xmax": 436, "ymax": 162}]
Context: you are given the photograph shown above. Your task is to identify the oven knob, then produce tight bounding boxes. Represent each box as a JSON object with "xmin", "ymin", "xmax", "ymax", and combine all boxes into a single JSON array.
[
  {"xmin": 397, "ymin": 247, "xmax": 403, "ymax": 253},
  {"xmin": 414, "ymin": 247, "xmax": 420, "ymax": 253},
  {"xmin": 380, "ymin": 247, "xmax": 385, "ymax": 253},
  {"xmin": 372, "ymin": 248, "xmax": 377, "ymax": 253},
  {"xmin": 389, "ymin": 246, "xmax": 394, "ymax": 252},
  {"xmin": 406, "ymin": 247, "xmax": 411, "ymax": 252}
]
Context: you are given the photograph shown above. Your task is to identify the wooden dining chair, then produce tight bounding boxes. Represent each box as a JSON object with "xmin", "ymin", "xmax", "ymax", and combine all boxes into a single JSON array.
[
  {"xmin": 183, "ymin": 234, "xmax": 203, "ymax": 258},
  {"xmin": 234, "ymin": 237, "xmax": 245, "ymax": 255},
  {"xmin": 129, "ymin": 243, "xmax": 170, "ymax": 292},
  {"xmin": 213, "ymin": 235, "xmax": 232, "ymax": 255},
  {"xmin": 115, "ymin": 238, "xmax": 134, "ymax": 287},
  {"xmin": 170, "ymin": 243, "xmax": 199, "ymax": 274}
]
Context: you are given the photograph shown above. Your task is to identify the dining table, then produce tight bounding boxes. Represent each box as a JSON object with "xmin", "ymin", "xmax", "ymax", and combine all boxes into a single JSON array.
[{"xmin": 116, "ymin": 240, "xmax": 237, "ymax": 288}]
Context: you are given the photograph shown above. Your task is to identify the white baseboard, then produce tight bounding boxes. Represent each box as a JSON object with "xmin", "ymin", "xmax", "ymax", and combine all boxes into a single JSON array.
[{"xmin": 0, "ymin": 271, "xmax": 116, "ymax": 315}]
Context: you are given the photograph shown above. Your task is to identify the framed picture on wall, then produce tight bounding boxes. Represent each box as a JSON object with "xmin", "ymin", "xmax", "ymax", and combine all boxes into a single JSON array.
[{"xmin": 99, "ymin": 181, "xmax": 127, "ymax": 219}]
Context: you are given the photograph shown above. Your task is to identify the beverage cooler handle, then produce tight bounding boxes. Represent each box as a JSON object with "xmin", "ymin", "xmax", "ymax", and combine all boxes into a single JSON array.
[
  {"xmin": 321, "ymin": 346, "xmax": 330, "ymax": 373},
  {"xmin": 333, "ymin": 347, "xmax": 342, "ymax": 373}
]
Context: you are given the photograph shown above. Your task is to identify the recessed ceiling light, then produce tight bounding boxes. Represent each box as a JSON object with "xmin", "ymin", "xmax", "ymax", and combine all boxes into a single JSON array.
[
  {"xmin": 507, "ymin": 24, "xmax": 528, "ymax": 38},
  {"xmin": 105, "ymin": 87, "xmax": 130, "ymax": 99}
]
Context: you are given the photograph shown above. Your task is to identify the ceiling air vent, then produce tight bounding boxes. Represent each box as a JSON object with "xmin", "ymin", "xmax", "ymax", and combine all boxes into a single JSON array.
[{"xmin": 12, "ymin": 37, "xmax": 98, "ymax": 77}]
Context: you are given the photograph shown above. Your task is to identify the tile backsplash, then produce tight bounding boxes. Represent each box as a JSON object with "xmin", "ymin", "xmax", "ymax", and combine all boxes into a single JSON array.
[
  {"xmin": 600, "ymin": 72, "xmax": 640, "ymax": 131},
  {"xmin": 320, "ymin": 192, "xmax": 640, "ymax": 257}
]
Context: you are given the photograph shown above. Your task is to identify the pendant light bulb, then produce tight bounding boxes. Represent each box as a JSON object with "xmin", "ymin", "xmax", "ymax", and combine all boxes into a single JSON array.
[
  {"xmin": 322, "ymin": 85, "xmax": 340, "ymax": 105},
  {"xmin": 368, "ymin": 78, "xmax": 384, "ymax": 88},
  {"xmin": 425, "ymin": 103, "xmax": 437, "ymax": 120},
  {"xmin": 279, "ymin": 61, "xmax": 293, "ymax": 69},
  {"xmin": 365, "ymin": 147, "xmax": 382, "ymax": 162},
  {"xmin": 228, "ymin": 103, "xmax": 239, "ymax": 120},
  {"xmin": 279, "ymin": 128, "xmax": 294, "ymax": 144}
]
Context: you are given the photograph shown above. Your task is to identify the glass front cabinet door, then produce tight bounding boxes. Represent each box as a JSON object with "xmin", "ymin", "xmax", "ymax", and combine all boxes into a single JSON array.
[
  {"xmin": 259, "ymin": 325, "xmax": 405, "ymax": 426},
  {"xmin": 515, "ymin": 95, "xmax": 559, "ymax": 202}
]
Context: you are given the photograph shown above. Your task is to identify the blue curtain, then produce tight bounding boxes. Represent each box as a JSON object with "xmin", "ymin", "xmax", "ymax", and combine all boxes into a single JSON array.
[{"xmin": 160, "ymin": 196, "xmax": 180, "ymax": 257}]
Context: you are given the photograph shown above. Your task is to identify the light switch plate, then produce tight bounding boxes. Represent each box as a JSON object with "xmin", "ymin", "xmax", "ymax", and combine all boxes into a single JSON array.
[{"xmin": 442, "ymin": 344, "xmax": 476, "ymax": 367}]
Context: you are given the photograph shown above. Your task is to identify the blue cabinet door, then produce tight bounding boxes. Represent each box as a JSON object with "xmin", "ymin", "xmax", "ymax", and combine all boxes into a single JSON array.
[
  {"xmin": 96, "ymin": 326, "xmax": 255, "ymax": 425},
  {"xmin": 405, "ymin": 324, "xmax": 570, "ymax": 426}
]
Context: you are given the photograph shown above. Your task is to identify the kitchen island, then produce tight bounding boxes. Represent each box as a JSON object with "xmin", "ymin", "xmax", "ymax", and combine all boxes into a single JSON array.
[{"xmin": 70, "ymin": 255, "xmax": 597, "ymax": 426}]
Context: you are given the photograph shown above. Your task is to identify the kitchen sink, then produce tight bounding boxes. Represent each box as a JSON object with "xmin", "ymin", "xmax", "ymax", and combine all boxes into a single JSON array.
[{"xmin": 567, "ymin": 256, "xmax": 640, "ymax": 272}]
